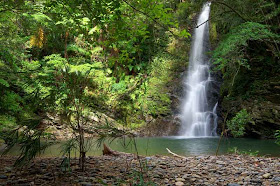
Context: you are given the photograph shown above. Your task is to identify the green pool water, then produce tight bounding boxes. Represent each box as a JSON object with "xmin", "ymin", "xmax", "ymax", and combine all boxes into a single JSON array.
[{"xmin": 2, "ymin": 137, "xmax": 280, "ymax": 157}]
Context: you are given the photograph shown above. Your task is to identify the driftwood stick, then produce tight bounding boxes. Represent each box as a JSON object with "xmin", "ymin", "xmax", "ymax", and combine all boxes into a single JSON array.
[
  {"xmin": 166, "ymin": 148, "xmax": 187, "ymax": 159},
  {"xmin": 103, "ymin": 143, "xmax": 119, "ymax": 156},
  {"xmin": 103, "ymin": 143, "xmax": 138, "ymax": 157}
]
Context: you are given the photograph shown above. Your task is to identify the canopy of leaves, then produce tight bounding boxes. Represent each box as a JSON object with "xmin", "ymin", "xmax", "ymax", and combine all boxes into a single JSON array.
[{"xmin": 213, "ymin": 22, "xmax": 279, "ymax": 71}]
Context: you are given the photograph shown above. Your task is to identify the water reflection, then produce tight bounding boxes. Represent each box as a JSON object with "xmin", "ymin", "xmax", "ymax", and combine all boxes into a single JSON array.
[{"xmin": 2, "ymin": 137, "xmax": 280, "ymax": 157}]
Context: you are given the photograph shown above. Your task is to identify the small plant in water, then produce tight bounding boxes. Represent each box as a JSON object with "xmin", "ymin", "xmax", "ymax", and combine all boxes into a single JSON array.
[{"xmin": 228, "ymin": 147, "xmax": 259, "ymax": 156}]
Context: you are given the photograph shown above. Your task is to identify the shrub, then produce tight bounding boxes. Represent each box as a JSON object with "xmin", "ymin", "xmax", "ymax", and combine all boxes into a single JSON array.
[
  {"xmin": 276, "ymin": 130, "xmax": 280, "ymax": 145},
  {"xmin": 226, "ymin": 109, "xmax": 252, "ymax": 137}
]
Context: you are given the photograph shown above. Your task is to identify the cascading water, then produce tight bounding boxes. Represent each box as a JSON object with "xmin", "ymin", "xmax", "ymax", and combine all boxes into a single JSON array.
[{"xmin": 180, "ymin": 3, "xmax": 218, "ymax": 137}]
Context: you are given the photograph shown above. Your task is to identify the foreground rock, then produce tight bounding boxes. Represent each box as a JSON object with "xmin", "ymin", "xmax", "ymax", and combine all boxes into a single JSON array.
[{"xmin": 0, "ymin": 155, "xmax": 279, "ymax": 185}]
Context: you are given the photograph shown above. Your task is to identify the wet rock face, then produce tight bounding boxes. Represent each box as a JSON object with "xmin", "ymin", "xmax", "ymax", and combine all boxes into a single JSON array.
[
  {"xmin": 221, "ymin": 97, "xmax": 280, "ymax": 138},
  {"xmin": 139, "ymin": 116, "xmax": 181, "ymax": 136},
  {"xmin": 217, "ymin": 47, "xmax": 280, "ymax": 138},
  {"xmin": 247, "ymin": 100, "xmax": 280, "ymax": 138}
]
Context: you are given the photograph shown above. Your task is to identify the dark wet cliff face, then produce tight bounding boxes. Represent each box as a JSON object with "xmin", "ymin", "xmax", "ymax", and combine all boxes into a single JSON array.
[
  {"xmin": 221, "ymin": 96, "xmax": 280, "ymax": 139},
  {"xmin": 208, "ymin": 0, "xmax": 280, "ymax": 138},
  {"xmin": 218, "ymin": 52, "xmax": 280, "ymax": 138}
]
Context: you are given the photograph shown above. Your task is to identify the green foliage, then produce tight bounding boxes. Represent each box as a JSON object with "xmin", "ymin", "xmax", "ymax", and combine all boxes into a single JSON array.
[
  {"xmin": 1, "ymin": 119, "xmax": 55, "ymax": 167},
  {"xmin": 226, "ymin": 109, "xmax": 252, "ymax": 137},
  {"xmin": 0, "ymin": 115, "xmax": 16, "ymax": 131},
  {"xmin": 175, "ymin": 0, "xmax": 205, "ymax": 28},
  {"xmin": 213, "ymin": 22, "xmax": 279, "ymax": 71},
  {"xmin": 211, "ymin": 0, "xmax": 280, "ymax": 34},
  {"xmin": 228, "ymin": 147, "xmax": 259, "ymax": 156},
  {"xmin": 1, "ymin": 91, "xmax": 22, "ymax": 113},
  {"xmin": 128, "ymin": 169, "xmax": 156, "ymax": 186},
  {"xmin": 143, "ymin": 54, "xmax": 173, "ymax": 116},
  {"xmin": 60, "ymin": 138, "xmax": 78, "ymax": 172},
  {"xmin": 0, "ymin": 0, "xmax": 192, "ymax": 167},
  {"xmin": 0, "ymin": 78, "xmax": 9, "ymax": 87},
  {"xmin": 275, "ymin": 130, "xmax": 280, "ymax": 146},
  {"xmin": 111, "ymin": 81, "xmax": 127, "ymax": 93},
  {"xmin": 113, "ymin": 158, "xmax": 155, "ymax": 186},
  {"xmin": 211, "ymin": 0, "xmax": 280, "ymax": 102}
]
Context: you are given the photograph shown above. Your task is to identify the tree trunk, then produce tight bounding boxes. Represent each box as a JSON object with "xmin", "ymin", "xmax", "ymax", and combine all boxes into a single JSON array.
[
  {"xmin": 64, "ymin": 31, "xmax": 69, "ymax": 59},
  {"xmin": 79, "ymin": 127, "xmax": 86, "ymax": 171},
  {"xmin": 77, "ymin": 111, "xmax": 86, "ymax": 172}
]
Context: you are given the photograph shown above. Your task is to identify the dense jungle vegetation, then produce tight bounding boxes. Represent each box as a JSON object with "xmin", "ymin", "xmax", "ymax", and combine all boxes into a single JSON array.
[
  {"xmin": 210, "ymin": 0, "xmax": 280, "ymax": 138},
  {"xmin": 0, "ymin": 0, "xmax": 279, "ymax": 170}
]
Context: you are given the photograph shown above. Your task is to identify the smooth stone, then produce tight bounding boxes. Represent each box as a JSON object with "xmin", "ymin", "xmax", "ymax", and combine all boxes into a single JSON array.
[
  {"xmin": 250, "ymin": 179, "xmax": 261, "ymax": 183},
  {"xmin": 42, "ymin": 176, "xmax": 53, "ymax": 180},
  {"xmin": 18, "ymin": 179, "xmax": 28, "ymax": 183},
  {"xmin": 78, "ymin": 176, "xmax": 86, "ymax": 181},
  {"xmin": 80, "ymin": 182, "xmax": 92, "ymax": 186},
  {"xmin": 272, "ymin": 177, "xmax": 280, "ymax": 182},
  {"xmin": 153, "ymin": 174, "xmax": 160, "ymax": 178},
  {"xmin": 182, "ymin": 174, "xmax": 191, "ymax": 179},
  {"xmin": 0, "ymin": 175, "xmax": 7, "ymax": 179},
  {"xmin": 145, "ymin": 157, "xmax": 152, "ymax": 161},
  {"xmin": 175, "ymin": 181, "xmax": 184, "ymax": 186},
  {"xmin": 40, "ymin": 163, "xmax": 47, "ymax": 168},
  {"xmin": 44, "ymin": 172, "xmax": 52, "ymax": 177},
  {"xmin": 193, "ymin": 174, "xmax": 201, "ymax": 178},
  {"xmin": 216, "ymin": 160, "xmax": 226, "ymax": 165},
  {"xmin": 4, "ymin": 167, "xmax": 12, "ymax": 173},
  {"xmin": 101, "ymin": 179, "xmax": 107, "ymax": 184},
  {"xmin": 175, "ymin": 178, "xmax": 185, "ymax": 182},
  {"xmin": 262, "ymin": 173, "xmax": 271, "ymax": 178}
]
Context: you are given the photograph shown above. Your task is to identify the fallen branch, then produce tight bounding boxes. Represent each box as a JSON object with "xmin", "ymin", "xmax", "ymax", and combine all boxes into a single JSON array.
[
  {"xmin": 166, "ymin": 148, "xmax": 187, "ymax": 160},
  {"xmin": 103, "ymin": 143, "xmax": 121, "ymax": 156}
]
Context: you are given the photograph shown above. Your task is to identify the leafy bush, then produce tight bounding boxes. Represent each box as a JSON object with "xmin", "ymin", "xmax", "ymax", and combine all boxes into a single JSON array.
[
  {"xmin": 140, "ymin": 54, "xmax": 173, "ymax": 117},
  {"xmin": 213, "ymin": 22, "xmax": 279, "ymax": 71},
  {"xmin": 212, "ymin": 22, "xmax": 279, "ymax": 97},
  {"xmin": 111, "ymin": 80, "xmax": 127, "ymax": 93},
  {"xmin": 1, "ymin": 91, "xmax": 22, "ymax": 113},
  {"xmin": 226, "ymin": 109, "xmax": 252, "ymax": 137},
  {"xmin": 276, "ymin": 130, "xmax": 280, "ymax": 145},
  {"xmin": 0, "ymin": 115, "xmax": 16, "ymax": 131}
]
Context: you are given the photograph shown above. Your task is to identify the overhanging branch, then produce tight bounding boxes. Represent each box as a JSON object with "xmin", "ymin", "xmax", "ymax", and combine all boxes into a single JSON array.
[
  {"xmin": 211, "ymin": 0, "xmax": 249, "ymax": 22},
  {"xmin": 121, "ymin": 0, "xmax": 178, "ymax": 38},
  {"xmin": 196, "ymin": 19, "xmax": 210, "ymax": 28}
]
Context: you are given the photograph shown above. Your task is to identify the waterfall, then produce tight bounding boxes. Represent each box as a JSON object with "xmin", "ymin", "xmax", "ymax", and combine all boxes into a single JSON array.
[{"xmin": 179, "ymin": 3, "xmax": 218, "ymax": 137}]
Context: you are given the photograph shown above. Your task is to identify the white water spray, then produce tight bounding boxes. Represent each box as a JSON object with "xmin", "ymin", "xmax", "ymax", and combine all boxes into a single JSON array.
[{"xmin": 180, "ymin": 3, "xmax": 218, "ymax": 137}]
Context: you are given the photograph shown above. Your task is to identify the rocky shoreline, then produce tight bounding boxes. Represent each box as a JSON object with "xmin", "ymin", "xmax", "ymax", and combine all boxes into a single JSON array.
[{"xmin": 0, "ymin": 154, "xmax": 279, "ymax": 186}]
